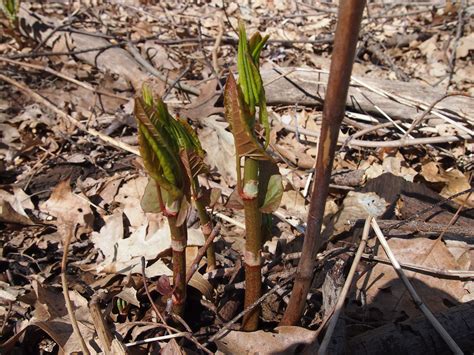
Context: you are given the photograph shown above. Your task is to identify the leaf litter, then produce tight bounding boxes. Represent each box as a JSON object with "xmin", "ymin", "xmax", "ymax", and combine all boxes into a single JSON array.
[{"xmin": 0, "ymin": 0, "xmax": 473, "ymax": 353}]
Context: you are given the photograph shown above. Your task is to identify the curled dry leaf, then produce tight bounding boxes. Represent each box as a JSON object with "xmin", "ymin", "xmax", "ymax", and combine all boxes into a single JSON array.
[
  {"xmin": 180, "ymin": 78, "xmax": 223, "ymax": 120},
  {"xmin": 421, "ymin": 162, "xmax": 474, "ymax": 207},
  {"xmin": 0, "ymin": 200, "xmax": 34, "ymax": 225},
  {"xmin": 1, "ymin": 280, "xmax": 95, "ymax": 354},
  {"xmin": 116, "ymin": 287, "xmax": 140, "ymax": 307},
  {"xmin": 331, "ymin": 191, "xmax": 388, "ymax": 236}
]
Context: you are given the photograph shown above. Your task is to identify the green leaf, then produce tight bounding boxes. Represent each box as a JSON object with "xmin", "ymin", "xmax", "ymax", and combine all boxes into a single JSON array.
[
  {"xmin": 236, "ymin": 21, "xmax": 270, "ymax": 147},
  {"xmin": 1, "ymin": 0, "xmax": 19, "ymax": 22},
  {"xmin": 135, "ymin": 98, "xmax": 181, "ymax": 184},
  {"xmin": 224, "ymin": 73, "xmax": 269, "ymax": 160},
  {"xmin": 259, "ymin": 174, "xmax": 283, "ymax": 213},
  {"xmin": 140, "ymin": 178, "xmax": 161, "ymax": 213}
]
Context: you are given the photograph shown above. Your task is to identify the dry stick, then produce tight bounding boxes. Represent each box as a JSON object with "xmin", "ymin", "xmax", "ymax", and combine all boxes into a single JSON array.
[
  {"xmin": 387, "ymin": 187, "xmax": 474, "ymax": 233},
  {"xmin": 197, "ymin": 21, "xmax": 223, "ymax": 92},
  {"xmin": 212, "ymin": 19, "xmax": 224, "ymax": 75},
  {"xmin": 350, "ymin": 218, "xmax": 474, "ymax": 237},
  {"xmin": 89, "ymin": 298, "xmax": 129, "ymax": 355},
  {"xmin": 371, "ymin": 219, "xmax": 463, "ymax": 355},
  {"xmin": 61, "ymin": 225, "xmax": 90, "ymax": 355},
  {"xmin": 350, "ymin": 76, "xmax": 474, "ymax": 135},
  {"xmin": 0, "ymin": 73, "xmax": 140, "ymax": 156},
  {"xmin": 318, "ymin": 216, "xmax": 372, "ymax": 355},
  {"xmin": 282, "ymin": 120, "xmax": 472, "ymax": 148},
  {"xmin": 0, "ymin": 57, "xmax": 129, "ymax": 101},
  {"xmin": 140, "ymin": 257, "xmax": 172, "ymax": 334},
  {"xmin": 345, "ymin": 120, "xmax": 399, "ymax": 141},
  {"xmin": 186, "ymin": 224, "xmax": 221, "ymax": 283},
  {"xmin": 125, "ymin": 332, "xmax": 190, "ymax": 347},
  {"xmin": 361, "ymin": 254, "xmax": 474, "ymax": 280},
  {"xmin": 280, "ymin": 0, "xmax": 366, "ymax": 326},
  {"xmin": 89, "ymin": 300, "xmax": 113, "ymax": 354},
  {"xmin": 446, "ymin": 0, "xmax": 466, "ymax": 91},
  {"xmin": 402, "ymin": 93, "xmax": 471, "ymax": 139}
]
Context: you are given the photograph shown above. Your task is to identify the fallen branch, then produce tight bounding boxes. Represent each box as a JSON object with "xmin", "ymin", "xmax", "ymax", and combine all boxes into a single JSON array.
[
  {"xmin": 361, "ymin": 254, "xmax": 474, "ymax": 280},
  {"xmin": 186, "ymin": 224, "xmax": 221, "ymax": 283},
  {"xmin": 281, "ymin": 121, "xmax": 472, "ymax": 148}
]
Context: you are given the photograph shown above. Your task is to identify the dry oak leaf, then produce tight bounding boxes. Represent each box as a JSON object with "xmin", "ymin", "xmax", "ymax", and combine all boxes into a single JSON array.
[
  {"xmin": 1, "ymin": 280, "xmax": 95, "ymax": 354},
  {"xmin": 420, "ymin": 162, "xmax": 474, "ymax": 207},
  {"xmin": 92, "ymin": 212, "xmax": 205, "ymax": 276},
  {"xmin": 39, "ymin": 179, "xmax": 94, "ymax": 235},
  {"xmin": 0, "ymin": 187, "xmax": 34, "ymax": 225},
  {"xmin": 197, "ymin": 115, "xmax": 237, "ymax": 186}
]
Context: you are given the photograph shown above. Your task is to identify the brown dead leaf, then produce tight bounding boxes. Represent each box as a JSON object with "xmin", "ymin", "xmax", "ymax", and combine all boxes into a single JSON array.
[
  {"xmin": 39, "ymin": 179, "xmax": 94, "ymax": 235},
  {"xmin": 216, "ymin": 326, "xmax": 317, "ymax": 354},
  {"xmin": 91, "ymin": 212, "xmax": 204, "ymax": 276},
  {"xmin": 198, "ymin": 115, "xmax": 237, "ymax": 186},
  {"xmin": 355, "ymin": 237, "xmax": 467, "ymax": 320},
  {"xmin": 114, "ymin": 176, "xmax": 148, "ymax": 229},
  {"xmin": 456, "ymin": 33, "xmax": 474, "ymax": 59},
  {"xmin": 363, "ymin": 155, "xmax": 417, "ymax": 182},
  {"xmin": 0, "ymin": 200, "xmax": 33, "ymax": 225},
  {"xmin": 161, "ymin": 338, "xmax": 186, "ymax": 355},
  {"xmin": 180, "ymin": 79, "xmax": 223, "ymax": 120},
  {"xmin": 27, "ymin": 280, "xmax": 95, "ymax": 353},
  {"xmin": 116, "ymin": 287, "xmax": 140, "ymax": 307},
  {"xmin": 421, "ymin": 162, "xmax": 474, "ymax": 207}
]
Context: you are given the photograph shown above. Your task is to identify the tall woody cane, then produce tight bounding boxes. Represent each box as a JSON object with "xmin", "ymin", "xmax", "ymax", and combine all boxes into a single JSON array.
[{"xmin": 280, "ymin": 0, "xmax": 366, "ymax": 326}]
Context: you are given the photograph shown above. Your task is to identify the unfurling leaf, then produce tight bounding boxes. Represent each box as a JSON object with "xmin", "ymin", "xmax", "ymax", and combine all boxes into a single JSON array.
[
  {"xmin": 260, "ymin": 174, "xmax": 283, "ymax": 213},
  {"xmin": 135, "ymin": 95, "xmax": 183, "ymax": 200},
  {"xmin": 224, "ymin": 74, "xmax": 269, "ymax": 160},
  {"xmin": 236, "ymin": 21, "xmax": 270, "ymax": 147}
]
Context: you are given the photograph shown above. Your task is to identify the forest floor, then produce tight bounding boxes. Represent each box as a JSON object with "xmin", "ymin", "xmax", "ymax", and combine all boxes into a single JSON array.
[{"xmin": 0, "ymin": 1, "xmax": 473, "ymax": 354}]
